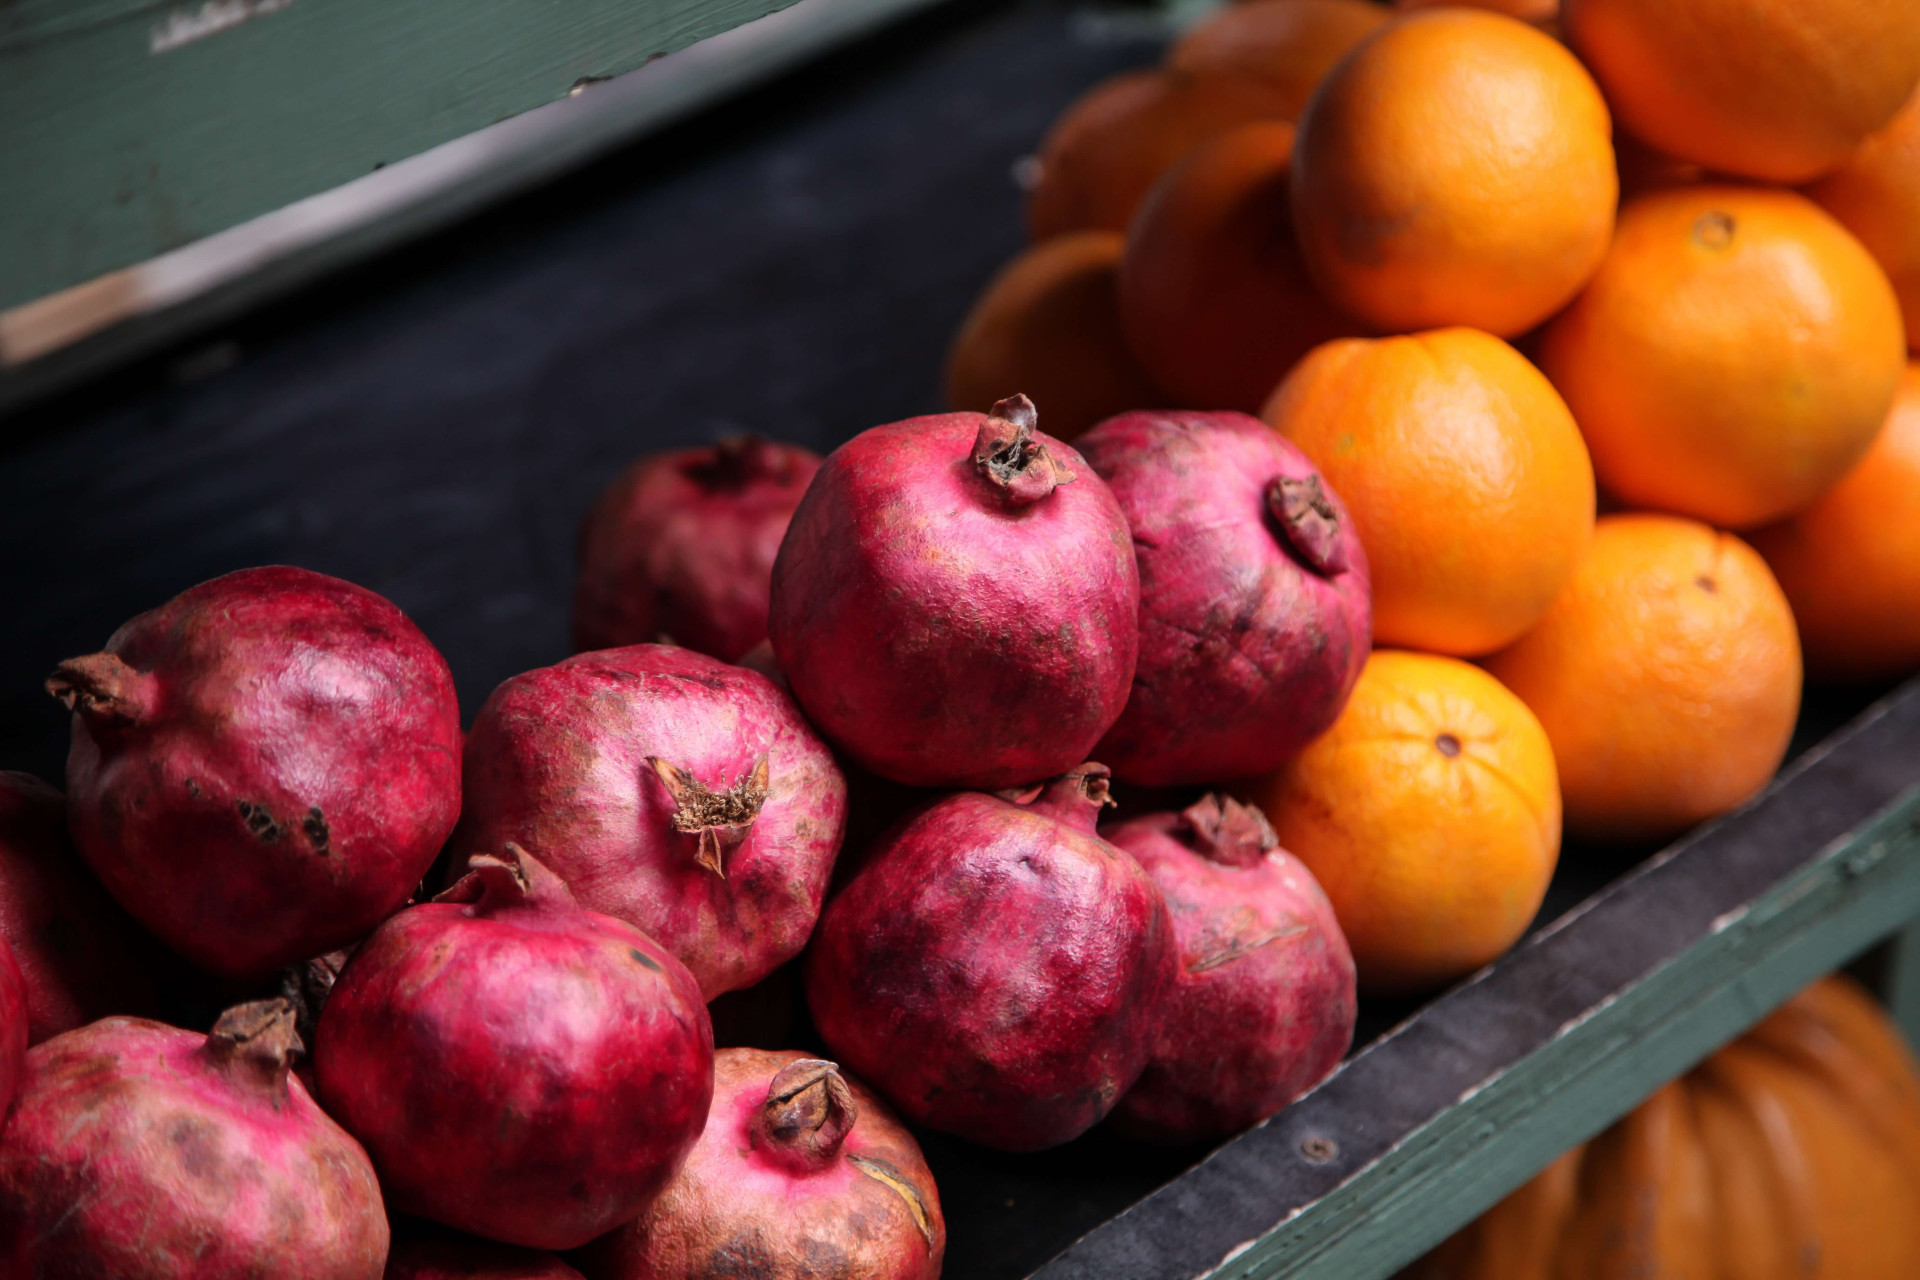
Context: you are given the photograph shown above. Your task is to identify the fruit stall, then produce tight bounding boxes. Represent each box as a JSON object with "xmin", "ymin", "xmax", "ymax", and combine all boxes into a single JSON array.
[{"xmin": 2, "ymin": 1, "xmax": 1920, "ymax": 1278}]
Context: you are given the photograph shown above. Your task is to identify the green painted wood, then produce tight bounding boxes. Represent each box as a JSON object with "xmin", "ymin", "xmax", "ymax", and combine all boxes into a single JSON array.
[
  {"xmin": 0, "ymin": 0, "xmax": 805, "ymax": 309},
  {"xmin": 1210, "ymin": 786, "xmax": 1920, "ymax": 1280},
  {"xmin": 1886, "ymin": 918, "xmax": 1920, "ymax": 1054}
]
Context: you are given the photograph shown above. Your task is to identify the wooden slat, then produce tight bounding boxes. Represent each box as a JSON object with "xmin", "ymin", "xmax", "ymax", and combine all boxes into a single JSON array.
[{"xmin": 0, "ymin": 0, "xmax": 807, "ymax": 309}]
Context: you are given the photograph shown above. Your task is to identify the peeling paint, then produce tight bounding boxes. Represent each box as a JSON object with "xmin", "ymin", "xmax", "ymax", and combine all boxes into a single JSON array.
[{"xmin": 149, "ymin": 0, "xmax": 292, "ymax": 53}]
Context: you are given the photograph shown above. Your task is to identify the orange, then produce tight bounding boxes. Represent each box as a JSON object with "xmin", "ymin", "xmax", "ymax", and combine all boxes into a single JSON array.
[
  {"xmin": 1289, "ymin": 9, "xmax": 1616, "ymax": 337},
  {"xmin": 1261, "ymin": 327, "xmax": 1595, "ymax": 657},
  {"xmin": 1563, "ymin": 0, "xmax": 1920, "ymax": 184},
  {"xmin": 1538, "ymin": 186, "xmax": 1906, "ymax": 529},
  {"xmin": 945, "ymin": 232, "xmax": 1163, "ymax": 440},
  {"xmin": 1749, "ymin": 363, "xmax": 1920, "ymax": 681},
  {"xmin": 1484, "ymin": 514, "xmax": 1802, "ymax": 842},
  {"xmin": 1245, "ymin": 650, "xmax": 1561, "ymax": 995},
  {"xmin": 1396, "ymin": 0, "xmax": 1556, "ymax": 22},
  {"xmin": 1118, "ymin": 123, "xmax": 1357, "ymax": 412},
  {"xmin": 1169, "ymin": 0, "xmax": 1388, "ymax": 119},
  {"xmin": 1808, "ymin": 86, "xmax": 1920, "ymax": 352},
  {"xmin": 1025, "ymin": 68, "xmax": 1291, "ymax": 240}
]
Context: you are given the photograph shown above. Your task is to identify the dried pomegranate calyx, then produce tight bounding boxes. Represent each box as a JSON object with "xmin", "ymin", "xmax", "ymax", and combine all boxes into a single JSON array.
[
  {"xmin": 204, "ymin": 998, "xmax": 303, "ymax": 1102},
  {"xmin": 1266, "ymin": 473, "xmax": 1349, "ymax": 577},
  {"xmin": 753, "ymin": 1058, "xmax": 858, "ymax": 1172},
  {"xmin": 973, "ymin": 394, "xmax": 1076, "ymax": 506},
  {"xmin": 1181, "ymin": 793, "xmax": 1278, "ymax": 868},
  {"xmin": 648, "ymin": 756, "xmax": 771, "ymax": 878},
  {"xmin": 45, "ymin": 652, "xmax": 158, "ymax": 729}
]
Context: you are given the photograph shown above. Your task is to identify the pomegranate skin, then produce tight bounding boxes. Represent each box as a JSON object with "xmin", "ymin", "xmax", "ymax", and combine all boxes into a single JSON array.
[
  {"xmin": 0, "ymin": 771, "xmax": 161, "ymax": 1042},
  {"xmin": 315, "ymin": 845, "xmax": 714, "ymax": 1251},
  {"xmin": 453, "ymin": 644, "xmax": 846, "ymax": 1000},
  {"xmin": 582, "ymin": 1050, "xmax": 945, "ymax": 1280},
  {"xmin": 768, "ymin": 395, "xmax": 1141, "ymax": 789},
  {"xmin": 574, "ymin": 438, "xmax": 821, "ymax": 662},
  {"xmin": 0, "ymin": 937, "xmax": 24, "ymax": 1116},
  {"xmin": 0, "ymin": 1000, "xmax": 388, "ymax": 1277},
  {"xmin": 46, "ymin": 566, "xmax": 463, "ymax": 978},
  {"xmin": 1105, "ymin": 796, "xmax": 1356, "ymax": 1143},
  {"xmin": 804, "ymin": 765, "xmax": 1176, "ymax": 1150},
  {"xmin": 386, "ymin": 1232, "xmax": 584, "ymax": 1278},
  {"xmin": 1077, "ymin": 410, "xmax": 1371, "ymax": 785}
]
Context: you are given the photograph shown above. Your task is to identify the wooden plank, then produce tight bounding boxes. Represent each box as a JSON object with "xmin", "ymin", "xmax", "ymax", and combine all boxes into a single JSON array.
[
  {"xmin": 1885, "ymin": 919, "xmax": 1920, "ymax": 1053},
  {"xmin": 1033, "ymin": 678, "xmax": 1920, "ymax": 1280},
  {"xmin": 0, "ymin": 0, "xmax": 807, "ymax": 309}
]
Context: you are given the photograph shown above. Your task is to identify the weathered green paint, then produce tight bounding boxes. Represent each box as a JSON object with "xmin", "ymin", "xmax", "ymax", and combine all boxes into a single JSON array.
[
  {"xmin": 1886, "ymin": 918, "xmax": 1920, "ymax": 1054},
  {"xmin": 0, "ymin": 0, "xmax": 803, "ymax": 309},
  {"xmin": 1210, "ymin": 787, "xmax": 1920, "ymax": 1280}
]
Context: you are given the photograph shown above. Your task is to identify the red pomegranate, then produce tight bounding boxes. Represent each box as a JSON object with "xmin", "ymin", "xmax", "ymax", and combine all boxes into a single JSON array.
[
  {"xmin": 386, "ymin": 1231, "xmax": 584, "ymax": 1278},
  {"xmin": 582, "ymin": 1050, "xmax": 945, "ymax": 1280},
  {"xmin": 46, "ymin": 566, "xmax": 463, "ymax": 978},
  {"xmin": 574, "ymin": 437, "xmax": 821, "ymax": 662},
  {"xmin": 1104, "ymin": 794, "xmax": 1356, "ymax": 1143},
  {"xmin": 768, "ymin": 395, "xmax": 1140, "ymax": 789},
  {"xmin": 314, "ymin": 844, "xmax": 713, "ymax": 1251},
  {"xmin": 0, "ymin": 936, "xmax": 24, "ymax": 1117},
  {"xmin": 804, "ymin": 764, "xmax": 1175, "ymax": 1150},
  {"xmin": 454, "ymin": 644, "xmax": 846, "ymax": 1000},
  {"xmin": 0, "ymin": 999, "xmax": 388, "ymax": 1277},
  {"xmin": 1076, "ymin": 410, "xmax": 1370, "ymax": 785},
  {"xmin": 0, "ymin": 771, "xmax": 160, "ymax": 1041}
]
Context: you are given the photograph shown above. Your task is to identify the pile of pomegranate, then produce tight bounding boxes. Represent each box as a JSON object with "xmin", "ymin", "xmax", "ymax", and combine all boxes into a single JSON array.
[{"xmin": 2, "ymin": 394, "xmax": 1364, "ymax": 1277}]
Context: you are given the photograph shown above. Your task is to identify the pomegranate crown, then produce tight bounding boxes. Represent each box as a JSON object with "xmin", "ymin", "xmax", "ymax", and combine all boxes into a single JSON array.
[
  {"xmin": 436, "ymin": 842, "xmax": 581, "ymax": 915},
  {"xmin": 45, "ymin": 651, "xmax": 159, "ymax": 730},
  {"xmin": 1265, "ymin": 472, "xmax": 1348, "ymax": 577},
  {"xmin": 646, "ymin": 755, "xmax": 771, "ymax": 878},
  {"xmin": 1182, "ymin": 793, "xmax": 1279, "ymax": 868},
  {"xmin": 972, "ymin": 394, "xmax": 1077, "ymax": 507},
  {"xmin": 998, "ymin": 762, "xmax": 1114, "ymax": 834},
  {"xmin": 754, "ymin": 1058, "xmax": 858, "ymax": 1172},
  {"xmin": 204, "ymin": 998, "xmax": 304, "ymax": 1106}
]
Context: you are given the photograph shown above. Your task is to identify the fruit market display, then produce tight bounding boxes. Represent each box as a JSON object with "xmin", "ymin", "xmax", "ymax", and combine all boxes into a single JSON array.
[{"xmin": 2, "ymin": 0, "xmax": 1920, "ymax": 1276}]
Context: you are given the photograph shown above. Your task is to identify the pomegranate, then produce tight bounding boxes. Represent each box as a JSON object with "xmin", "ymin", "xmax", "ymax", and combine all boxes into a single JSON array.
[
  {"xmin": 575, "ymin": 437, "xmax": 821, "ymax": 662},
  {"xmin": 1076, "ymin": 410, "xmax": 1371, "ymax": 785},
  {"xmin": 0, "ymin": 999, "xmax": 387, "ymax": 1277},
  {"xmin": 45, "ymin": 566, "xmax": 463, "ymax": 978},
  {"xmin": 804, "ymin": 764, "xmax": 1175, "ymax": 1150},
  {"xmin": 454, "ymin": 644, "xmax": 846, "ymax": 1000},
  {"xmin": 386, "ymin": 1231, "xmax": 584, "ymax": 1278},
  {"xmin": 583, "ymin": 1050, "xmax": 945, "ymax": 1280},
  {"xmin": 314, "ymin": 843, "xmax": 713, "ymax": 1250},
  {"xmin": 0, "ymin": 771, "xmax": 161, "ymax": 1041},
  {"xmin": 768, "ymin": 394, "xmax": 1141, "ymax": 789},
  {"xmin": 0, "ymin": 936, "xmax": 23, "ymax": 1117},
  {"xmin": 1105, "ymin": 794, "xmax": 1356, "ymax": 1143}
]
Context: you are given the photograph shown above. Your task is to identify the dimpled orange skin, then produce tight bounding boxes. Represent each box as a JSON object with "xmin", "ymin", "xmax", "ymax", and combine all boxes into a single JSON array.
[
  {"xmin": 1261, "ymin": 327, "xmax": 1595, "ymax": 657},
  {"xmin": 1563, "ymin": 0, "xmax": 1920, "ymax": 184},
  {"xmin": 1245, "ymin": 651, "xmax": 1561, "ymax": 996},
  {"xmin": 1537, "ymin": 186, "xmax": 1907, "ymax": 530},
  {"xmin": 1808, "ymin": 88, "xmax": 1920, "ymax": 352},
  {"xmin": 1026, "ymin": 68, "xmax": 1294, "ymax": 241},
  {"xmin": 1484, "ymin": 515, "xmax": 1802, "ymax": 843},
  {"xmin": 1169, "ymin": 0, "xmax": 1389, "ymax": 120},
  {"xmin": 1750, "ymin": 364, "xmax": 1920, "ymax": 681},
  {"xmin": 1289, "ymin": 10, "xmax": 1616, "ymax": 337},
  {"xmin": 945, "ymin": 232, "xmax": 1164, "ymax": 440}
]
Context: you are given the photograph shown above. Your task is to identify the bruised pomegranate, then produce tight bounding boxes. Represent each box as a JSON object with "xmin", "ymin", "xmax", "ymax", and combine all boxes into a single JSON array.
[
  {"xmin": 805, "ymin": 764, "xmax": 1174, "ymax": 1150},
  {"xmin": 1076, "ymin": 410, "xmax": 1370, "ymax": 785},
  {"xmin": 583, "ymin": 1051, "xmax": 945, "ymax": 1280},
  {"xmin": 1106, "ymin": 795, "xmax": 1355, "ymax": 1143},
  {"xmin": 46, "ymin": 566, "xmax": 462, "ymax": 978},
  {"xmin": 769, "ymin": 394, "xmax": 1140, "ymax": 789},
  {"xmin": 0, "ymin": 771, "xmax": 160, "ymax": 1041},
  {"xmin": 386, "ymin": 1231, "xmax": 584, "ymax": 1279},
  {"xmin": 574, "ymin": 437, "xmax": 821, "ymax": 661},
  {"xmin": 315, "ymin": 844, "xmax": 713, "ymax": 1250},
  {"xmin": 0, "ymin": 999, "xmax": 387, "ymax": 1277},
  {"xmin": 454, "ymin": 644, "xmax": 845, "ymax": 1000}
]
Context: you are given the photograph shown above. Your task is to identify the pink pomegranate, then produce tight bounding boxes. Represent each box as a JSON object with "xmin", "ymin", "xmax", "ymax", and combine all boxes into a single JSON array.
[
  {"xmin": 0, "ymin": 999, "xmax": 388, "ymax": 1277},
  {"xmin": 314, "ymin": 844, "xmax": 713, "ymax": 1250},
  {"xmin": 0, "ymin": 935, "xmax": 24, "ymax": 1117},
  {"xmin": 386, "ymin": 1231, "xmax": 584, "ymax": 1278},
  {"xmin": 46, "ymin": 566, "xmax": 463, "ymax": 978},
  {"xmin": 768, "ymin": 394, "xmax": 1140, "ymax": 789},
  {"xmin": 454, "ymin": 644, "xmax": 845, "ymax": 1000},
  {"xmin": 1075, "ymin": 410, "xmax": 1370, "ymax": 785},
  {"xmin": 804, "ymin": 764, "xmax": 1175, "ymax": 1150},
  {"xmin": 0, "ymin": 771, "xmax": 161, "ymax": 1041},
  {"xmin": 1105, "ymin": 795, "xmax": 1356, "ymax": 1143},
  {"xmin": 575, "ymin": 437, "xmax": 821, "ymax": 662},
  {"xmin": 583, "ymin": 1051, "xmax": 944, "ymax": 1280}
]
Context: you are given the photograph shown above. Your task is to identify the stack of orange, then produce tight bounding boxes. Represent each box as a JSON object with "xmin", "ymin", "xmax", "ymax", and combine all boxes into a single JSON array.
[{"xmin": 947, "ymin": 0, "xmax": 1920, "ymax": 996}]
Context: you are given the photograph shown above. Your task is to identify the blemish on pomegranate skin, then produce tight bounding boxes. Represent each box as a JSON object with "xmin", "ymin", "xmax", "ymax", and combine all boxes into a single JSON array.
[
  {"xmin": 1434, "ymin": 733, "xmax": 1462, "ymax": 758},
  {"xmin": 629, "ymin": 947, "xmax": 663, "ymax": 972},
  {"xmin": 237, "ymin": 800, "xmax": 285, "ymax": 843}
]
